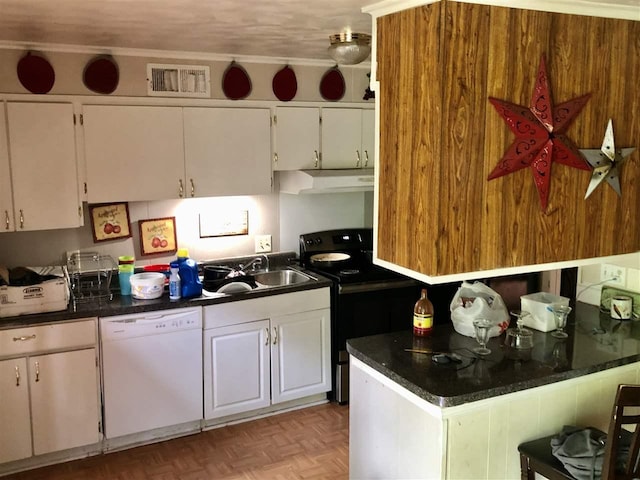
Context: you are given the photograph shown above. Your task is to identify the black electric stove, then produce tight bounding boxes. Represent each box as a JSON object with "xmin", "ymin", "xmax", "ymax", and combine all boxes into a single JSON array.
[
  {"xmin": 300, "ymin": 229, "xmax": 411, "ymax": 290},
  {"xmin": 299, "ymin": 228, "xmax": 421, "ymax": 403}
]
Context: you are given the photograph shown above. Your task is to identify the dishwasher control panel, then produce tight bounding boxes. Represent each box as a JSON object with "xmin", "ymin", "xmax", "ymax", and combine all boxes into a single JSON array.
[{"xmin": 100, "ymin": 307, "xmax": 202, "ymax": 340}]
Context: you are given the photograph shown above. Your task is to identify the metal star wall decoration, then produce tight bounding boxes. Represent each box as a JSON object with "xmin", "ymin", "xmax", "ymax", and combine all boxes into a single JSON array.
[
  {"xmin": 581, "ymin": 119, "xmax": 635, "ymax": 199},
  {"xmin": 488, "ymin": 54, "xmax": 591, "ymax": 211}
]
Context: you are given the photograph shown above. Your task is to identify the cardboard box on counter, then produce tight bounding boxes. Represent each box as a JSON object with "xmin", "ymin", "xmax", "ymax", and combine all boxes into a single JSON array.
[
  {"xmin": 520, "ymin": 292, "xmax": 570, "ymax": 332},
  {"xmin": 0, "ymin": 267, "xmax": 69, "ymax": 318}
]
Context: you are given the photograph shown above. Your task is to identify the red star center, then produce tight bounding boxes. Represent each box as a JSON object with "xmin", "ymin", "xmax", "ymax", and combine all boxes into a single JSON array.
[{"xmin": 487, "ymin": 55, "xmax": 591, "ymax": 211}]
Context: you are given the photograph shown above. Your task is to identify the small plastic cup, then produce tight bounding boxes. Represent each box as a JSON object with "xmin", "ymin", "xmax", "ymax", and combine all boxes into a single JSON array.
[
  {"xmin": 118, "ymin": 264, "xmax": 134, "ymax": 296},
  {"xmin": 118, "ymin": 256, "xmax": 135, "ymax": 265}
]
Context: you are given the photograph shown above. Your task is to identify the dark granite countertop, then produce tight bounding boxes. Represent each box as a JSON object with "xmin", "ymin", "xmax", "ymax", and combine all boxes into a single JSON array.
[
  {"xmin": 347, "ymin": 302, "xmax": 640, "ymax": 408},
  {"xmin": 0, "ymin": 267, "xmax": 332, "ymax": 329}
]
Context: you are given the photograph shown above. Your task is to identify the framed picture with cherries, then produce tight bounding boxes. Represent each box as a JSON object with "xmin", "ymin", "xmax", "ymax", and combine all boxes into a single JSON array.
[
  {"xmin": 139, "ymin": 217, "xmax": 177, "ymax": 256},
  {"xmin": 89, "ymin": 202, "xmax": 132, "ymax": 242}
]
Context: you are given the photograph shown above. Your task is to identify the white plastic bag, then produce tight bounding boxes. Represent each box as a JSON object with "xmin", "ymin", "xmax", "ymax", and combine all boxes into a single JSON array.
[{"xmin": 449, "ymin": 281, "xmax": 510, "ymax": 338}]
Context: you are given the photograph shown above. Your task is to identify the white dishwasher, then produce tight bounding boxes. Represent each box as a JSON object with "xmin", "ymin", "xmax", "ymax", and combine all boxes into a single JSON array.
[{"xmin": 100, "ymin": 307, "xmax": 203, "ymax": 439}]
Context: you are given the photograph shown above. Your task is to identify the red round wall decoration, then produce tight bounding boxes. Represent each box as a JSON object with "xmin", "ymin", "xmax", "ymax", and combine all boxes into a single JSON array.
[
  {"xmin": 320, "ymin": 67, "xmax": 345, "ymax": 101},
  {"xmin": 83, "ymin": 56, "xmax": 119, "ymax": 94},
  {"xmin": 17, "ymin": 52, "xmax": 55, "ymax": 94},
  {"xmin": 222, "ymin": 61, "xmax": 252, "ymax": 100},
  {"xmin": 272, "ymin": 65, "xmax": 297, "ymax": 102}
]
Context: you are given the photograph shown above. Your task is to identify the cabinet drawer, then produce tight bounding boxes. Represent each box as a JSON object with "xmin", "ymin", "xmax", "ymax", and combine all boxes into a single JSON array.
[
  {"xmin": 204, "ymin": 288, "xmax": 330, "ymax": 329},
  {"xmin": 0, "ymin": 319, "xmax": 97, "ymax": 357}
]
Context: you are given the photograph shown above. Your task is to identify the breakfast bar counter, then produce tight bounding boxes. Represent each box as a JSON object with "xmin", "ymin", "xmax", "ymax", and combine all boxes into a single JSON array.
[{"xmin": 346, "ymin": 302, "xmax": 640, "ymax": 479}]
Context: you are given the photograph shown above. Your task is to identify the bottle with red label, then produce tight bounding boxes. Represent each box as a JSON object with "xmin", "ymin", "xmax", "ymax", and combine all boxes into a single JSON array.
[{"xmin": 413, "ymin": 288, "xmax": 434, "ymax": 336}]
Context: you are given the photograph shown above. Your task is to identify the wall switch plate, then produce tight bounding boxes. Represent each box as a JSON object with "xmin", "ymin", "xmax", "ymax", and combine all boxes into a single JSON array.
[
  {"xmin": 255, "ymin": 235, "xmax": 272, "ymax": 253},
  {"xmin": 601, "ymin": 263, "xmax": 626, "ymax": 286}
]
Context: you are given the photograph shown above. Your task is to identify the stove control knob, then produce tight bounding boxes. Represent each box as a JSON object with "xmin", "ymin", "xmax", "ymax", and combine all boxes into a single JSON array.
[
  {"xmin": 305, "ymin": 239, "xmax": 314, "ymax": 245},
  {"xmin": 314, "ymin": 238, "xmax": 322, "ymax": 245}
]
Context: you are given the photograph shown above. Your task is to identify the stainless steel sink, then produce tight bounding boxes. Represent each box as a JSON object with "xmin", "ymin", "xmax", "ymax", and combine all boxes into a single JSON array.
[{"xmin": 253, "ymin": 269, "xmax": 311, "ymax": 287}]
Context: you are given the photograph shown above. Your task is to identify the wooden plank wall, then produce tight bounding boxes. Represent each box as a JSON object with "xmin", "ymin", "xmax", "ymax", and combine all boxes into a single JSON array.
[{"xmin": 377, "ymin": 1, "xmax": 640, "ymax": 277}]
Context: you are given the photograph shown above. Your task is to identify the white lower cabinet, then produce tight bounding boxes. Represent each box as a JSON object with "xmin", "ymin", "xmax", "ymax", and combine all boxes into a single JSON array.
[
  {"xmin": 0, "ymin": 357, "xmax": 31, "ymax": 463},
  {"xmin": 0, "ymin": 320, "xmax": 101, "ymax": 465},
  {"xmin": 204, "ymin": 320, "xmax": 271, "ymax": 418},
  {"xmin": 204, "ymin": 288, "xmax": 331, "ymax": 421},
  {"xmin": 271, "ymin": 310, "xmax": 330, "ymax": 404}
]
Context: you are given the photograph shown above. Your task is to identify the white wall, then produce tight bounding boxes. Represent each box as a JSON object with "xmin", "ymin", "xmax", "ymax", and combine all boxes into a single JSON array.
[
  {"xmin": 576, "ymin": 252, "xmax": 640, "ymax": 305},
  {"xmin": 279, "ymin": 192, "xmax": 370, "ymax": 253},
  {"xmin": 0, "ymin": 45, "xmax": 375, "ymax": 268},
  {"xmin": 0, "ymin": 192, "xmax": 371, "ymax": 267}
]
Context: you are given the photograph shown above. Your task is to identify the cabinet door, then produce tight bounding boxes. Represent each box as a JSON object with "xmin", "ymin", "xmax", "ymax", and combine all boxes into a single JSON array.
[
  {"xmin": 361, "ymin": 109, "xmax": 375, "ymax": 169},
  {"xmin": 6, "ymin": 102, "xmax": 81, "ymax": 231},
  {"xmin": 0, "ymin": 358, "xmax": 32, "ymax": 463},
  {"xmin": 204, "ymin": 320, "xmax": 270, "ymax": 419},
  {"xmin": 30, "ymin": 349, "xmax": 100, "ymax": 456},
  {"xmin": 271, "ymin": 308, "xmax": 331, "ymax": 404},
  {"xmin": 184, "ymin": 107, "xmax": 271, "ymax": 197},
  {"xmin": 83, "ymin": 105, "xmax": 185, "ymax": 202},
  {"xmin": 273, "ymin": 107, "xmax": 320, "ymax": 170},
  {"xmin": 321, "ymin": 109, "xmax": 362, "ymax": 169},
  {"xmin": 0, "ymin": 103, "xmax": 14, "ymax": 232}
]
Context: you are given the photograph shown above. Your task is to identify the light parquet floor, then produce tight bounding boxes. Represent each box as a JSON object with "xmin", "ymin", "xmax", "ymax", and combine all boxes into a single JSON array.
[{"xmin": 6, "ymin": 403, "xmax": 349, "ymax": 480}]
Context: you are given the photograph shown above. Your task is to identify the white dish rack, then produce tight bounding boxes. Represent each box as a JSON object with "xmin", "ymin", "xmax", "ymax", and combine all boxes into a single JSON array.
[{"xmin": 66, "ymin": 252, "xmax": 117, "ymax": 305}]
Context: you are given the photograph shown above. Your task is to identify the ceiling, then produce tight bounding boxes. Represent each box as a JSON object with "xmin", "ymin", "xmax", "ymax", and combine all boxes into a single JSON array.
[{"xmin": 0, "ymin": 0, "xmax": 374, "ymax": 62}]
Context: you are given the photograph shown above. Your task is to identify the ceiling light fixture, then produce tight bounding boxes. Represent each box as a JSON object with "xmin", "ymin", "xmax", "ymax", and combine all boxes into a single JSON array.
[{"xmin": 328, "ymin": 32, "xmax": 371, "ymax": 65}]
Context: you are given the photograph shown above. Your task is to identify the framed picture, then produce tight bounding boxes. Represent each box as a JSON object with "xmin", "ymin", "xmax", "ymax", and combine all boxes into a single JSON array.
[
  {"xmin": 89, "ymin": 202, "xmax": 132, "ymax": 242},
  {"xmin": 139, "ymin": 217, "xmax": 178, "ymax": 256}
]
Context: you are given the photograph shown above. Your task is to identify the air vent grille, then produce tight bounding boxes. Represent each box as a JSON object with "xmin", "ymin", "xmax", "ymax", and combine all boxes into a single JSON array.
[{"xmin": 146, "ymin": 63, "xmax": 210, "ymax": 97}]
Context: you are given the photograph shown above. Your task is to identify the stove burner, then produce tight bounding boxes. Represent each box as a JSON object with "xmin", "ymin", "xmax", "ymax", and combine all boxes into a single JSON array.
[{"xmin": 339, "ymin": 269, "xmax": 360, "ymax": 276}]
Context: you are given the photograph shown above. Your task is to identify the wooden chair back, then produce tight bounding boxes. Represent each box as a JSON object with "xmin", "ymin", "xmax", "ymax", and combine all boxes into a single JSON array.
[{"xmin": 602, "ymin": 384, "xmax": 640, "ymax": 480}]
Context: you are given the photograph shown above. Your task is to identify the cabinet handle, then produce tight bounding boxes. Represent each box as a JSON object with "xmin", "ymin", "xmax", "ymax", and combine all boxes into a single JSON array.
[
  {"xmin": 4, "ymin": 210, "xmax": 9, "ymax": 230},
  {"xmin": 19, "ymin": 209, "xmax": 24, "ymax": 229},
  {"xmin": 15, "ymin": 365, "xmax": 20, "ymax": 387},
  {"xmin": 356, "ymin": 150, "xmax": 361, "ymax": 167},
  {"xmin": 34, "ymin": 361, "xmax": 40, "ymax": 382},
  {"xmin": 314, "ymin": 150, "xmax": 319, "ymax": 168},
  {"xmin": 178, "ymin": 179, "xmax": 184, "ymax": 198},
  {"xmin": 274, "ymin": 153, "xmax": 278, "ymax": 163},
  {"xmin": 190, "ymin": 178, "xmax": 195, "ymax": 197},
  {"xmin": 272, "ymin": 327, "xmax": 278, "ymax": 345},
  {"xmin": 364, "ymin": 150, "xmax": 369, "ymax": 167},
  {"xmin": 12, "ymin": 334, "xmax": 36, "ymax": 342},
  {"xmin": 265, "ymin": 327, "xmax": 270, "ymax": 346}
]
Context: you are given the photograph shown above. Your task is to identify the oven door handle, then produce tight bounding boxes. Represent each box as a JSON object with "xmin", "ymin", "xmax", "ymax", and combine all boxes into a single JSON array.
[{"xmin": 338, "ymin": 279, "xmax": 418, "ymax": 294}]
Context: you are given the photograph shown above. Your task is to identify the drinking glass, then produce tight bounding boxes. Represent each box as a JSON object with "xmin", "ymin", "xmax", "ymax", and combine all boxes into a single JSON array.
[
  {"xmin": 473, "ymin": 318, "xmax": 493, "ymax": 356},
  {"xmin": 549, "ymin": 304, "xmax": 572, "ymax": 339}
]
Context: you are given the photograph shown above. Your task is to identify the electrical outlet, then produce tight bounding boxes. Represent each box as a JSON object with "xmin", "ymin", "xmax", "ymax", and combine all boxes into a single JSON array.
[
  {"xmin": 601, "ymin": 263, "xmax": 626, "ymax": 286},
  {"xmin": 255, "ymin": 235, "xmax": 272, "ymax": 253}
]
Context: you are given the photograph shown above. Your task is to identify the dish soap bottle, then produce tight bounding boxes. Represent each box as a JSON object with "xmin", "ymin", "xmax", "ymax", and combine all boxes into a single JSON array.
[
  {"xmin": 413, "ymin": 288, "xmax": 434, "ymax": 336},
  {"xmin": 176, "ymin": 248, "xmax": 203, "ymax": 299},
  {"xmin": 169, "ymin": 261, "xmax": 181, "ymax": 301}
]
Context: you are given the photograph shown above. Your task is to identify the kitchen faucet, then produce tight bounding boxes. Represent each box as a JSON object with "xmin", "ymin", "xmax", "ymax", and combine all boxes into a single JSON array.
[{"xmin": 239, "ymin": 255, "xmax": 269, "ymax": 274}]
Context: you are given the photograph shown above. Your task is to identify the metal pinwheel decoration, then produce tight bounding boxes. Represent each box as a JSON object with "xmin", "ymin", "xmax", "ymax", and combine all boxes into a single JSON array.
[
  {"xmin": 487, "ymin": 55, "xmax": 591, "ymax": 212},
  {"xmin": 581, "ymin": 119, "xmax": 635, "ymax": 199}
]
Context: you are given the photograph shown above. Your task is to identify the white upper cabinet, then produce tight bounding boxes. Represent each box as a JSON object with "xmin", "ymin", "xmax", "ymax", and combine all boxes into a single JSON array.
[
  {"xmin": 184, "ymin": 107, "xmax": 271, "ymax": 197},
  {"xmin": 273, "ymin": 107, "xmax": 321, "ymax": 171},
  {"xmin": 4, "ymin": 102, "xmax": 81, "ymax": 231},
  {"xmin": 84, "ymin": 105, "xmax": 271, "ymax": 202},
  {"xmin": 321, "ymin": 108, "xmax": 374, "ymax": 169},
  {"xmin": 83, "ymin": 105, "xmax": 185, "ymax": 202},
  {"xmin": 361, "ymin": 109, "xmax": 375, "ymax": 169},
  {"xmin": 0, "ymin": 103, "xmax": 13, "ymax": 233}
]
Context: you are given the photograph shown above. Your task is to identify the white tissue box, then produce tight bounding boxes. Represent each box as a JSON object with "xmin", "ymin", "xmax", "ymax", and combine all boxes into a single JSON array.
[{"xmin": 520, "ymin": 292, "xmax": 570, "ymax": 332}]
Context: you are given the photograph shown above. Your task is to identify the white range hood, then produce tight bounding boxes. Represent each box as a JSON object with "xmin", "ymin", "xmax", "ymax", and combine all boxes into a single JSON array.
[{"xmin": 277, "ymin": 169, "xmax": 374, "ymax": 194}]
